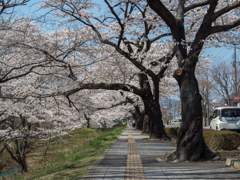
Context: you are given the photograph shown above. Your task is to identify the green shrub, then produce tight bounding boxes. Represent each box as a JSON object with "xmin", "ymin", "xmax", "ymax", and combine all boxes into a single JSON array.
[
  {"xmin": 164, "ymin": 127, "xmax": 180, "ymax": 137},
  {"xmin": 203, "ymin": 129, "xmax": 240, "ymax": 151},
  {"xmin": 112, "ymin": 123, "xmax": 126, "ymax": 128},
  {"xmin": 165, "ymin": 127, "xmax": 240, "ymax": 151}
]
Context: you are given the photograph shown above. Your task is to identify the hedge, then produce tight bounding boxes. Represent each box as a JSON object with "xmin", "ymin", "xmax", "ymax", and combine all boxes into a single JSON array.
[
  {"xmin": 164, "ymin": 127, "xmax": 179, "ymax": 138},
  {"xmin": 164, "ymin": 127, "xmax": 240, "ymax": 151},
  {"xmin": 203, "ymin": 129, "xmax": 240, "ymax": 151},
  {"xmin": 112, "ymin": 123, "xmax": 127, "ymax": 128}
]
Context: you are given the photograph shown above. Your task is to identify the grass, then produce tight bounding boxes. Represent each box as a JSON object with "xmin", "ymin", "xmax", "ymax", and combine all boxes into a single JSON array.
[{"xmin": 14, "ymin": 125, "xmax": 126, "ymax": 180}]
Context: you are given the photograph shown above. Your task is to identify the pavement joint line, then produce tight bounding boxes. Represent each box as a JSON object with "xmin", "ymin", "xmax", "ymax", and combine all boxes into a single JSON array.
[
  {"xmin": 197, "ymin": 167, "xmax": 212, "ymax": 179},
  {"xmin": 179, "ymin": 167, "xmax": 191, "ymax": 180},
  {"xmin": 160, "ymin": 167, "xmax": 169, "ymax": 180},
  {"xmin": 125, "ymin": 127, "xmax": 146, "ymax": 180},
  {"xmin": 220, "ymin": 171, "xmax": 236, "ymax": 180},
  {"xmin": 103, "ymin": 166, "xmax": 110, "ymax": 179},
  {"xmin": 143, "ymin": 142, "xmax": 153, "ymax": 155},
  {"xmin": 114, "ymin": 141, "xmax": 122, "ymax": 155},
  {"xmin": 197, "ymin": 167, "xmax": 235, "ymax": 180}
]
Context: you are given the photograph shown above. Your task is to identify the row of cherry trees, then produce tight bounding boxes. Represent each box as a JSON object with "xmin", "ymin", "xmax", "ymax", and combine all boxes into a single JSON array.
[
  {"xmin": 0, "ymin": 1, "xmax": 128, "ymax": 172},
  {"xmin": 1, "ymin": 0, "xmax": 240, "ymax": 173},
  {"xmin": 40, "ymin": 0, "xmax": 240, "ymax": 161},
  {"xmin": 0, "ymin": 0, "xmax": 176, "ymax": 172}
]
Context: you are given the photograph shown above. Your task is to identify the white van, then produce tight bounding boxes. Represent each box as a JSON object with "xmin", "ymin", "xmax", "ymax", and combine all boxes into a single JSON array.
[
  {"xmin": 210, "ymin": 107, "xmax": 240, "ymax": 131},
  {"xmin": 171, "ymin": 119, "xmax": 181, "ymax": 126}
]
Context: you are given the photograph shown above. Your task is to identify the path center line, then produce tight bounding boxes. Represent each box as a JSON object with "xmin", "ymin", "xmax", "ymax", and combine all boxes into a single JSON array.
[{"xmin": 125, "ymin": 127, "xmax": 146, "ymax": 180}]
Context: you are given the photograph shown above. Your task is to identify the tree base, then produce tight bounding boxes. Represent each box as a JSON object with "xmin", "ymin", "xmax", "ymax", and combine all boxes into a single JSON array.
[
  {"xmin": 141, "ymin": 133, "xmax": 149, "ymax": 136},
  {"xmin": 160, "ymin": 150, "xmax": 221, "ymax": 162}
]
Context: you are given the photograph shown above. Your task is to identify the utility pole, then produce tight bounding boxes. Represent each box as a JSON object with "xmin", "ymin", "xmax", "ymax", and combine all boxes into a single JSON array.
[
  {"xmin": 173, "ymin": 101, "xmax": 175, "ymax": 120},
  {"xmin": 231, "ymin": 45, "xmax": 238, "ymax": 106},
  {"xmin": 207, "ymin": 72, "xmax": 209, "ymax": 126},
  {"xmin": 234, "ymin": 44, "xmax": 237, "ymax": 96}
]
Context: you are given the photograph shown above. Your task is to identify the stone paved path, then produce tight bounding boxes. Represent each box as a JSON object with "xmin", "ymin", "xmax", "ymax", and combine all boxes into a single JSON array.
[{"xmin": 82, "ymin": 127, "xmax": 240, "ymax": 180}]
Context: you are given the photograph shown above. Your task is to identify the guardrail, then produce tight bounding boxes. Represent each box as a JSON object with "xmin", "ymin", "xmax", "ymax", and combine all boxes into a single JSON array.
[{"xmin": 0, "ymin": 165, "xmax": 21, "ymax": 179}]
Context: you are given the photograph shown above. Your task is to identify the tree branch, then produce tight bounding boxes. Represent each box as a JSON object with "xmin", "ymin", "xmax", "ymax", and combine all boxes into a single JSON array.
[
  {"xmin": 96, "ymin": 96, "xmax": 134, "ymax": 111},
  {"xmin": 0, "ymin": 0, "xmax": 29, "ymax": 14},
  {"xmin": 184, "ymin": 0, "xmax": 212, "ymax": 13},
  {"xmin": 62, "ymin": 83, "xmax": 143, "ymax": 97},
  {"xmin": 0, "ymin": 144, "xmax": 6, "ymax": 155},
  {"xmin": 210, "ymin": 19, "xmax": 240, "ymax": 34},
  {"xmin": 157, "ymin": 45, "xmax": 177, "ymax": 79},
  {"xmin": 104, "ymin": 0, "xmax": 124, "ymax": 48},
  {"xmin": 150, "ymin": 33, "xmax": 172, "ymax": 43},
  {"xmin": 211, "ymin": 1, "xmax": 240, "ymax": 23},
  {"xmin": 0, "ymin": 64, "xmax": 46, "ymax": 83},
  {"xmin": 147, "ymin": 0, "xmax": 176, "ymax": 29},
  {"xmin": 5, "ymin": 144, "xmax": 20, "ymax": 164}
]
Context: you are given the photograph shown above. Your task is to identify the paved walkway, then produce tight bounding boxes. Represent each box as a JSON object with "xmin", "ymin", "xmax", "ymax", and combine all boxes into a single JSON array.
[{"xmin": 83, "ymin": 127, "xmax": 240, "ymax": 180}]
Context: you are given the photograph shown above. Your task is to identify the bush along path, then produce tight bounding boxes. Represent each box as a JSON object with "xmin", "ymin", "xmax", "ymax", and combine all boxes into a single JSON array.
[
  {"xmin": 165, "ymin": 127, "xmax": 240, "ymax": 152},
  {"xmin": 13, "ymin": 125, "xmax": 126, "ymax": 180}
]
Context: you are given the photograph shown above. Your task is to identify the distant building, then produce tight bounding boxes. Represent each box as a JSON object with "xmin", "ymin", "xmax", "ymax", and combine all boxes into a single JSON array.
[{"xmin": 160, "ymin": 98, "xmax": 181, "ymax": 120}]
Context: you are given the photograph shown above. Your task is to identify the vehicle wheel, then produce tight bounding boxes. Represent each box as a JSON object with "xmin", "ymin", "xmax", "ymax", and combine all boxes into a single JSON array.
[{"xmin": 210, "ymin": 126, "xmax": 211, "ymax": 129}]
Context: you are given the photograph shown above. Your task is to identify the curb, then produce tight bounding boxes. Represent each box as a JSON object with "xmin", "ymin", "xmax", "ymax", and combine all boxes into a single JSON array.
[
  {"xmin": 219, "ymin": 151, "xmax": 240, "ymax": 157},
  {"xmin": 234, "ymin": 161, "xmax": 240, "ymax": 169},
  {"xmin": 226, "ymin": 157, "xmax": 240, "ymax": 166},
  {"xmin": 225, "ymin": 157, "xmax": 240, "ymax": 169}
]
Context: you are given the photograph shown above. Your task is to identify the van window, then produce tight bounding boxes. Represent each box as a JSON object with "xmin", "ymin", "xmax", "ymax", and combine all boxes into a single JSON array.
[{"xmin": 222, "ymin": 109, "xmax": 240, "ymax": 117}]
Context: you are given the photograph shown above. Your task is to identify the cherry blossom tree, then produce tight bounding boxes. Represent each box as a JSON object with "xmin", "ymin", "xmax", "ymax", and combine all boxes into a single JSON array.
[
  {"xmin": 148, "ymin": 0, "xmax": 240, "ymax": 161},
  {"xmin": 0, "ymin": 7, "xmax": 91, "ymax": 172},
  {"xmin": 39, "ymin": 0, "xmax": 180, "ymax": 139},
  {"xmin": 76, "ymin": 90, "xmax": 136, "ymax": 127},
  {"xmin": 0, "ymin": 93, "xmax": 86, "ymax": 172}
]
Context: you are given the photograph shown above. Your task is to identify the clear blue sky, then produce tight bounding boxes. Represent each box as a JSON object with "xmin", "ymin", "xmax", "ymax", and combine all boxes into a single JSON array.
[
  {"xmin": 204, "ymin": 46, "xmax": 239, "ymax": 66},
  {"xmin": 15, "ymin": 0, "xmax": 41, "ymax": 15}
]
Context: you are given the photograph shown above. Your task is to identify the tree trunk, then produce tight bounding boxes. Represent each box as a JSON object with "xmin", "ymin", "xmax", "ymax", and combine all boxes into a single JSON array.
[
  {"xmin": 19, "ymin": 140, "xmax": 28, "ymax": 173},
  {"xmin": 138, "ymin": 72, "xmax": 167, "ymax": 139},
  {"xmin": 135, "ymin": 114, "xmax": 143, "ymax": 130},
  {"xmin": 19, "ymin": 156, "xmax": 28, "ymax": 173},
  {"xmin": 84, "ymin": 113, "xmax": 91, "ymax": 128},
  {"xmin": 5, "ymin": 142, "xmax": 28, "ymax": 173},
  {"xmin": 134, "ymin": 105, "xmax": 143, "ymax": 130},
  {"xmin": 143, "ymin": 97, "xmax": 168, "ymax": 139},
  {"xmin": 173, "ymin": 68, "xmax": 218, "ymax": 161},
  {"xmin": 142, "ymin": 114, "xmax": 150, "ymax": 134}
]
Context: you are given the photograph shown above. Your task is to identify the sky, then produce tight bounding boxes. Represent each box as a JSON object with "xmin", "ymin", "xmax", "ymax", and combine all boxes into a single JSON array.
[
  {"xmin": 204, "ymin": 46, "xmax": 240, "ymax": 66},
  {"xmin": 15, "ymin": 1, "xmax": 239, "ymax": 67},
  {"xmin": 16, "ymin": 0, "xmax": 41, "ymax": 15}
]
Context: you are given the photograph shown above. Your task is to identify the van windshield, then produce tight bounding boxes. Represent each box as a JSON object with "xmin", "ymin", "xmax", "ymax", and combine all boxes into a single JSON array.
[{"xmin": 222, "ymin": 109, "xmax": 240, "ymax": 117}]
